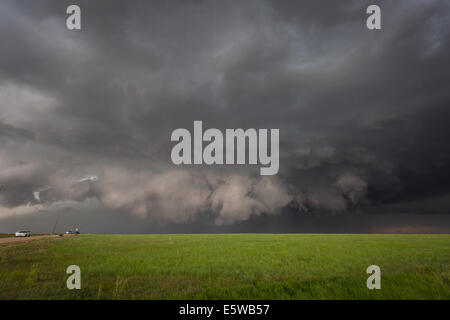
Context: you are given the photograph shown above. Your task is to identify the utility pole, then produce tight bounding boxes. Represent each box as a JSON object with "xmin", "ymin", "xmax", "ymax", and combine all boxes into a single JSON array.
[{"xmin": 52, "ymin": 213, "xmax": 60, "ymax": 234}]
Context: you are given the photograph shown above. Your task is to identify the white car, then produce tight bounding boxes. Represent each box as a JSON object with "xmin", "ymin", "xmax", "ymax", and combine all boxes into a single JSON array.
[{"xmin": 15, "ymin": 230, "xmax": 31, "ymax": 237}]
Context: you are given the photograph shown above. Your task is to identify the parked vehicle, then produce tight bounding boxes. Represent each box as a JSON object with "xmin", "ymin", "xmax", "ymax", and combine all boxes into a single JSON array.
[
  {"xmin": 66, "ymin": 228, "xmax": 80, "ymax": 235},
  {"xmin": 15, "ymin": 230, "xmax": 31, "ymax": 237}
]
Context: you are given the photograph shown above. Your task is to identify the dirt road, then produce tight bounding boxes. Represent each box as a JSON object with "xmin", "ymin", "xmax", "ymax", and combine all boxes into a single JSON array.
[{"xmin": 0, "ymin": 234, "xmax": 61, "ymax": 246}]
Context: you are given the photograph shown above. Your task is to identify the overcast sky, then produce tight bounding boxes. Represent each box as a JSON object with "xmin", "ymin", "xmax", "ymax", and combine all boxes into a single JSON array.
[{"xmin": 1, "ymin": 0, "xmax": 449, "ymax": 233}]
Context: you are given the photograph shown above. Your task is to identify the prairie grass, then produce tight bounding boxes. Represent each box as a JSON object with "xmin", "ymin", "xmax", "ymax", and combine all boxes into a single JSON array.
[{"xmin": 0, "ymin": 234, "xmax": 448, "ymax": 299}]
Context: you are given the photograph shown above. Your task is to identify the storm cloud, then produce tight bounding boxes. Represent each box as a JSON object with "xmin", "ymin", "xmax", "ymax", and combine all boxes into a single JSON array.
[{"xmin": 0, "ymin": 0, "xmax": 449, "ymax": 233}]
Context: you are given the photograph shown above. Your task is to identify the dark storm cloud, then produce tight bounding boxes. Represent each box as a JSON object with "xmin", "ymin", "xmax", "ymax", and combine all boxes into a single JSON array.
[{"xmin": 0, "ymin": 0, "xmax": 449, "ymax": 232}]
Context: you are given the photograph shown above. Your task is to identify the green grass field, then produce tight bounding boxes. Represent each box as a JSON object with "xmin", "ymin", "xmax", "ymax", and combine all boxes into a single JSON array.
[{"xmin": 0, "ymin": 234, "xmax": 449, "ymax": 300}]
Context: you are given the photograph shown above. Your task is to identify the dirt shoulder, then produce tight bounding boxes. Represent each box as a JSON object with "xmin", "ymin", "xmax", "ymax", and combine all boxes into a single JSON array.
[{"xmin": 0, "ymin": 234, "xmax": 72, "ymax": 246}]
